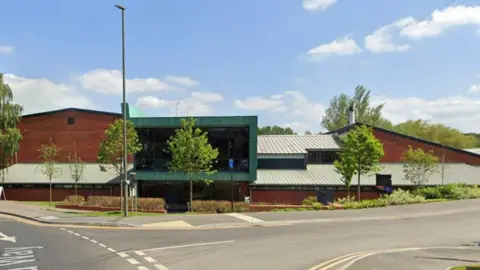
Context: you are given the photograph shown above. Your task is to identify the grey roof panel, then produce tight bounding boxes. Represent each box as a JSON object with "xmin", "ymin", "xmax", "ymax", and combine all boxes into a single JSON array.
[
  {"xmin": 257, "ymin": 135, "xmax": 340, "ymax": 154},
  {"xmin": 1, "ymin": 163, "xmax": 134, "ymax": 184},
  {"xmin": 255, "ymin": 163, "xmax": 480, "ymax": 186}
]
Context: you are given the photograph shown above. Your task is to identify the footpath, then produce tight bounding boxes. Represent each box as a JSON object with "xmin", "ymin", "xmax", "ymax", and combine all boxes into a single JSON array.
[{"xmin": 1, "ymin": 199, "xmax": 480, "ymax": 230}]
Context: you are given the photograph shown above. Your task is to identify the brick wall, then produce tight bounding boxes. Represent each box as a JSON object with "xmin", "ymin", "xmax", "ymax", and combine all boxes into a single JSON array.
[
  {"xmin": 17, "ymin": 109, "xmax": 122, "ymax": 163},
  {"xmin": 374, "ymin": 129, "xmax": 480, "ymax": 165},
  {"xmin": 3, "ymin": 187, "xmax": 120, "ymax": 201},
  {"xmin": 251, "ymin": 190, "xmax": 316, "ymax": 205}
]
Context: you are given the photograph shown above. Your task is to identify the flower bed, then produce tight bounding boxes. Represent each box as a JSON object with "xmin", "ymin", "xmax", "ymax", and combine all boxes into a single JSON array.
[
  {"xmin": 57, "ymin": 195, "xmax": 167, "ymax": 213},
  {"xmin": 56, "ymin": 204, "xmax": 167, "ymax": 213}
]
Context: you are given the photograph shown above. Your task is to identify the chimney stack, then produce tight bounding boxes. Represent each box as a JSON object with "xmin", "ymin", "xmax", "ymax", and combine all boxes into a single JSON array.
[{"xmin": 347, "ymin": 105, "xmax": 355, "ymax": 125}]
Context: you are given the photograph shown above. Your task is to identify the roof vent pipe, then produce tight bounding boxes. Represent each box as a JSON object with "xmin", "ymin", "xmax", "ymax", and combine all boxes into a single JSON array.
[{"xmin": 347, "ymin": 105, "xmax": 355, "ymax": 125}]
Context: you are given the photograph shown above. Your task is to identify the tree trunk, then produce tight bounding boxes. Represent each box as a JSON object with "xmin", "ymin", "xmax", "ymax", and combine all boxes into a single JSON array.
[
  {"xmin": 75, "ymin": 183, "xmax": 78, "ymax": 196},
  {"xmin": 347, "ymin": 185, "xmax": 350, "ymax": 201},
  {"xmin": 120, "ymin": 172, "xmax": 123, "ymax": 211},
  {"xmin": 357, "ymin": 172, "xmax": 361, "ymax": 202},
  {"xmin": 189, "ymin": 174, "xmax": 193, "ymax": 213},
  {"xmin": 49, "ymin": 178, "xmax": 52, "ymax": 207}
]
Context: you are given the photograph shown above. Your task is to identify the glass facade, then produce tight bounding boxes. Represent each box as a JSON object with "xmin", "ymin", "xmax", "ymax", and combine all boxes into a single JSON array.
[{"xmin": 135, "ymin": 127, "xmax": 250, "ymax": 173}]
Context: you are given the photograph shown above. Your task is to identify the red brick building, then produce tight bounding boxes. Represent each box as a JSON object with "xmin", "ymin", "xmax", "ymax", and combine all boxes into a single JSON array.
[
  {"xmin": 2, "ymin": 108, "xmax": 124, "ymax": 201},
  {"xmin": 251, "ymin": 123, "xmax": 480, "ymax": 205}
]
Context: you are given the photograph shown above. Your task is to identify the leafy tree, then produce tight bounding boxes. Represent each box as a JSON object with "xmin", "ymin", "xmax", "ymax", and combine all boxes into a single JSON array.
[
  {"xmin": 394, "ymin": 120, "xmax": 479, "ymax": 149},
  {"xmin": 37, "ymin": 138, "xmax": 62, "ymax": 206},
  {"xmin": 68, "ymin": 141, "xmax": 85, "ymax": 196},
  {"xmin": 305, "ymin": 130, "xmax": 312, "ymax": 135},
  {"xmin": 97, "ymin": 119, "xmax": 142, "ymax": 208},
  {"xmin": 338, "ymin": 125, "xmax": 384, "ymax": 201},
  {"xmin": 322, "ymin": 85, "xmax": 393, "ymax": 131},
  {"xmin": 0, "ymin": 74, "xmax": 23, "ymax": 183},
  {"xmin": 402, "ymin": 146, "xmax": 439, "ymax": 187},
  {"xmin": 334, "ymin": 154, "xmax": 356, "ymax": 200},
  {"xmin": 258, "ymin": 125, "xmax": 296, "ymax": 135},
  {"xmin": 165, "ymin": 117, "xmax": 219, "ymax": 212}
]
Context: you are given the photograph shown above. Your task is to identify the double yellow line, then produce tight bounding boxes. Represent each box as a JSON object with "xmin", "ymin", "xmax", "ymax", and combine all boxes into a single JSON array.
[
  {"xmin": 308, "ymin": 251, "xmax": 376, "ymax": 270},
  {"xmin": 309, "ymin": 246, "xmax": 477, "ymax": 270}
]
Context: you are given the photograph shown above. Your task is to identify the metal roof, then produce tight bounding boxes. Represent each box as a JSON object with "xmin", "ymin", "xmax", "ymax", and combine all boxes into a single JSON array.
[
  {"xmin": 0, "ymin": 163, "xmax": 133, "ymax": 184},
  {"xmin": 255, "ymin": 163, "xmax": 480, "ymax": 186},
  {"xmin": 465, "ymin": 148, "xmax": 480, "ymax": 155},
  {"xmin": 257, "ymin": 135, "xmax": 341, "ymax": 154}
]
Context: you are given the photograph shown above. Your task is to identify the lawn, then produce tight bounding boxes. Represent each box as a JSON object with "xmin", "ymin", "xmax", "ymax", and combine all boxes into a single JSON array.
[
  {"xmin": 450, "ymin": 265, "xmax": 480, "ymax": 270},
  {"xmin": 20, "ymin": 201, "xmax": 63, "ymax": 208}
]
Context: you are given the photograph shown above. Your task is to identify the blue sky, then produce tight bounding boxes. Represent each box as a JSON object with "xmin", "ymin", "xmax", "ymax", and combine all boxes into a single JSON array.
[{"xmin": 2, "ymin": 0, "xmax": 480, "ymax": 133}]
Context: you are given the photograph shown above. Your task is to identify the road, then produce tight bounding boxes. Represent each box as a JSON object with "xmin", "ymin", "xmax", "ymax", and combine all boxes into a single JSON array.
[{"xmin": 1, "ymin": 206, "xmax": 480, "ymax": 270}]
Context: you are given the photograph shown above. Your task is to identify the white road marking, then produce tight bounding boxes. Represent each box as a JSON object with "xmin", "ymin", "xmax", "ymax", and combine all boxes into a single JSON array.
[
  {"xmin": 108, "ymin": 248, "xmax": 116, "ymax": 252},
  {"xmin": 99, "ymin": 243, "xmax": 107, "ymax": 248},
  {"xmin": 90, "ymin": 239, "xmax": 98, "ymax": 243},
  {"xmin": 127, "ymin": 258, "xmax": 140, "ymax": 265},
  {"xmin": 117, "ymin": 252, "xmax": 129, "ymax": 258},
  {"xmin": 155, "ymin": 264, "xmax": 170, "ymax": 270},
  {"xmin": 67, "ymin": 230, "xmax": 74, "ymax": 233},
  {"xmin": 138, "ymin": 267, "xmax": 150, "ymax": 270},
  {"xmin": 144, "ymin": 256, "xmax": 157, "ymax": 263},
  {"xmin": 74, "ymin": 233, "xmax": 80, "ymax": 236},
  {"xmin": 0, "ymin": 232, "xmax": 16, "ymax": 243},
  {"xmin": 225, "ymin": 213, "xmax": 263, "ymax": 223},
  {"xmin": 134, "ymin": 240, "xmax": 235, "ymax": 253},
  {"xmin": 60, "ymin": 228, "xmax": 66, "ymax": 231},
  {"xmin": 135, "ymin": 251, "xmax": 146, "ymax": 256},
  {"xmin": 82, "ymin": 236, "xmax": 89, "ymax": 240}
]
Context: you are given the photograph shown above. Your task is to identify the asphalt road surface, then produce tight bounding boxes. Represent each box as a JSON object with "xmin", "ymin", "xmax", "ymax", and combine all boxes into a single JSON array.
[{"xmin": 1, "ymin": 207, "xmax": 480, "ymax": 270}]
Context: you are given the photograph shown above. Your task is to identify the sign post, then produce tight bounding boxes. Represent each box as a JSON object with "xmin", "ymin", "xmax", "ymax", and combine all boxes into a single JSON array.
[{"xmin": 229, "ymin": 158, "xmax": 234, "ymax": 212}]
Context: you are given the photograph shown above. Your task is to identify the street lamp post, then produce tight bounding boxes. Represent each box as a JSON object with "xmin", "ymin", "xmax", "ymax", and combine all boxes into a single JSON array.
[{"xmin": 115, "ymin": 4, "xmax": 128, "ymax": 217}]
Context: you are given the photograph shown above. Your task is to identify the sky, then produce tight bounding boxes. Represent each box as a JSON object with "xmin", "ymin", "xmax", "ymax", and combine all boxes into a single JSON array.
[{"xmin": 2, "ymin": 0, "xmax": 480, "ymax": 133}]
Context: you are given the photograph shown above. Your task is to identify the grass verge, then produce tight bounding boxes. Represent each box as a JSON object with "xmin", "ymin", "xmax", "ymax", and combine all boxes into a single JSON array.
[
  {"xmin": 449, "ymin": 265, "xmax": 480, "ymax": 270},
  {"xmin": 20, "ymin": 201, "xmax": 63, "ymax": 208}
]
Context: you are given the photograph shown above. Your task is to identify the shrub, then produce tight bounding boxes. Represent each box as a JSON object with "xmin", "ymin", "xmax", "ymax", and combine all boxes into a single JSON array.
[
  {"xmin": 191, "ymin": 200, "xmax": 249, "ymax": 213},
  {"xmin": 302, "ymin": 196, "xmax": 318, "ymax": 205},
  {"xmin": 382, "ymin": 189, "xmax": 425, "ymax": 205},
  {"xmin": 86, "ymin": 196, "xmax": 121, "ymax": 208},
  {"xmin": 63, "ymin": 195, "xmax": 85, "ymax": 205},
  {"xmin": 415, "ymin": 184, "xmax": 480, "ymax": 200},
  {"xmin": 86, "ymin": 196, "xmax": 166, "ymax": 211},
  {"xmin": 336, "ymin": 196, "xmax": 355, "ymax": 204},
  {"xmin": 136, "ymin": 198, "xmax": 166, "ymax": 211}
]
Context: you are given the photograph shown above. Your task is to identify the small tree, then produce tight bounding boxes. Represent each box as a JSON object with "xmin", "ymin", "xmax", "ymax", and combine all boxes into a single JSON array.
[
  {"xmin": 402, "ymin": 146, "xmax": 439, "ymax": 187},
  {"xmin": 334, "ymin": 154, "xmax": 356, "ymax": 200},
  {"xmin": 165, "ymin": 117, "xmax": 219, "ymax": 212},
  {"xmin": 339, "ymin": 125, "xmax": 384, "ymax": 201},
  {"xmin": 37, "ymin": 138, "xmax": 62, "ymax": 206},
  {"xmin": 97, "ymin": 119, "xmax": 142, "ymax": 208},
  {"xmin": 68, "ymin": 141, "xmax": 85, "ymax": 196}
]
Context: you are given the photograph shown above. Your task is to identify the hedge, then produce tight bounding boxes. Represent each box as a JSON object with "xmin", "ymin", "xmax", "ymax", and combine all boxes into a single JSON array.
[
  {"xmin": 62, "ymin": 195, "xmax": 166, "ymax": 211},
  {"xmin": 191, "ymin": 200, "xmax": 249, "ymax": 213}
]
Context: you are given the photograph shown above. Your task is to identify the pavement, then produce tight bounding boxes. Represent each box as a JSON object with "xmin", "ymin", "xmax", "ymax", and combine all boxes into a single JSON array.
[{"xmin": 2, "ymin": 199, "xmax": 480, "ymax": 230}]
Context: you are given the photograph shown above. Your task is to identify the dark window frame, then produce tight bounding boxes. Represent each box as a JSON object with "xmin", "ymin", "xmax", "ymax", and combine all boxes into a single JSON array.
[{"xmin": 67, "ymin": 117, "xmax": 75, "ymax": 125}]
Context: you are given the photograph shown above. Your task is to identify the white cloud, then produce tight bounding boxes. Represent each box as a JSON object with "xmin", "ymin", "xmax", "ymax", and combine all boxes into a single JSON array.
[
  {"xmin": 400, "ymin": 5, "xmax": 480, "ymax": 39},
  {"xmin": 136, "ymin": 91, "xmax": 223, "ymax": 116},
  {"xmin": 4, "ymin": 74, "xmax": 93, "ymax": 114},
  {"xmin": 235, "ymin": 91, "xmax": 324, "ymax": 132},
  {"xmin": 80, "ymin": 69, "xmax": 173, "ymax": 94},
  {"xmin": 469, "ymin": 84, "xmax": 480, "ymax": 93},
  {"xmin": 364, "ymin": 5, "xmax": 480, "ymax": 54},
  {"xmin": 302, "ymin": 0, "xmax": 337, "ymax": 12},
  {"xmin": 372, "ymin": 95, "xmax": 480, "ymax": 132},
  {"xmin": 0, "ymin": 45, "xmax": 14, "ymax": 55},
  {"xmin": 164, "ymin": 76, "xmax": 199, "ymax": 87},
  {"xmin": 306, "ymin": 37, "xmax": 361, "ymax": 61},
  {"xmin": 234, "ymin": 97, "xmax": 284, "ymax": 110},
  {"xmin": 364, "ymin": 17, "xmax": 415, "ymax": 53}
]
